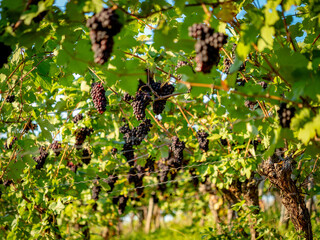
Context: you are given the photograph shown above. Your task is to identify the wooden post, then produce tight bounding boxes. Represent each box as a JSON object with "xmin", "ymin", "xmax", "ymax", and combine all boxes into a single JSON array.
[{"xmin": 145, "ymin": 196, "xmax": 154, "ymax": 233}]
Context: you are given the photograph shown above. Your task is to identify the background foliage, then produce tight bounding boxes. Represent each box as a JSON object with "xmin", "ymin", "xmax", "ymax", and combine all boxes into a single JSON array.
[{"xmin": 0, "ymin": 0, "xmax": 320, "ymax": 239}]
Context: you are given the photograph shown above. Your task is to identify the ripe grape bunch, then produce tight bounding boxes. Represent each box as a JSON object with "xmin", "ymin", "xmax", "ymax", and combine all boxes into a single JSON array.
[
  {"xmin": 117, "ymin": 195, "xmax": 128, "ymax": 215},
  {"xmin": 6, "ymin": 95, "xmax": 15, "ymax": 103},
  {"xmin": 120, "ymin": 120, "xmax": 153, "ymax": 165},
  {"xmin": 75, "ymin": 127, "xmax": 93, "ymax": 147},
  {"xmin": 277, "ymin": 103, "xmax": 295, "ymax": 128},
  {"xmin": 131, "ymin": 90, "xmax": 151, "ymax": 120},
  {"xmin": 24, "ymin": 120, "xmax": 38, "ymax": 132},
  {"xmin": 137, "ymin": 77, "xmax": 175, "ymax": 115},
  {"xmin": 33, "ymin": 146, "xmax": 49, "ymax": 169},
  {"xmin": 50, "ymin": 141, "xmax": 62, "ymax": 156},
  {"xmin": 175, "ymin": 60, "xmax": 194, "ymax": 80},
  {"xmin": 223, "ymin": 44, "xmax": 245, "ymax": 74},
  {"xmin": 4, "ymin": 136, "xmax": 17, "ymax": 150},
  {"xmin": 91, "ymin": 82, "xmax": 107, "ymax": 114},
  {"xmin": 127, "ymin": 165, "xmax": 145, "ymax": 196},
  {"xmin": 196, "ymin": 130, "xmax": 209, "ymax": 152},
  {"xmin": 157, "ymin": 159, "xmax": 170, "ymax": 192},
  {"xmin": 86, "ymin": 8, "xmax": 123, "ymax": 65},
  {"xmin": 67, "ymin": 161, "xmax": 80, "ymax": 173},
  {"xmin": 92, "ymin": 179, "xmax": 101, "ymax": 201},
  {"xmin": 168, "ymin": 136, "xmax": 185, "ymax": 167},
  {"xmin": 72, "ymin": 113, "xmax": 83, "ymax": 124},
  {"xmin": 111, "ymin": 147, "xmax": 118, "ymax": 155},
  {"xmin": 103, "ymin": 174, "xmax": 118, "ymax": 193},
  {"xmin": 244, "ymin": 100, "xmax": 258, "ymax": 110},
  {"xmin": 82, "ymin": 148, "xmax": 91, "ymax": 164},
  {"xmin": 189, "ymin": 23, "xmax": 227, "ymax": 73}
]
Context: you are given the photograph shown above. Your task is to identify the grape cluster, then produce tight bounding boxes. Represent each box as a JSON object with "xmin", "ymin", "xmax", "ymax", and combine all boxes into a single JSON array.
[
  {"xmin": 67, "ymin": 161, "xmax": 80, "ymax": 173},
  {"xmin": 277, "ymin": 103, "xmax": 295, "ymax": 128},
  {"xmin": 111, "ymin": 147, "xmax": 118, "ymax": 155},
  {"xmin": 223, "ymin": 44, "xmax": 245, "ymax": 74},
  {"xmin": 175, "ymin": 60, "xmax": 193, "ymax": 80},
  {"xmin": 156, "ymin": 137, "xmax": 185, "ymax": 192},
  {"xmin": 92, "ymin": 179, "xmax": 101, "ymax": 201},
  {"xmin": 258, "ymin": 81, "xmax": 268, "ymax": 89},
  {"xmin": 122, "ymin": 143, "xmax": 134, "ymax": 165},
  {"xmin": 72, "ymin": 113, "xmax": 83, "ymax": 124},
  {"xmin": 245, "ymin": 100, "xmax": 258, "ymax": 110},
  {"xmin": 4, "ymin": 136, "xmax": 17, "ymax": 150},
  {"xmin": 144, "ymin": 155, "xmax": 155, "ymax": 173},
  {"xmin": 123, "ymin": 93, "xmax": 133, "ymax": 102},
  {"xmin": 6, "ymin": 95, "xmax": 15, "ymax": 103},
  {"xmin": 157, "ymin": 159, "xmax": 170, "ymax": 192},
  {"xmin": 33, "ymin": 146, "xmax": 49, "ymax": 169},
  {"xmin": 168, "ymin": 136, "xmax": 185, "ymax": 167},
  {"xmin": 137, "ymin": 78, "xmax": 175, "ymax": 115},
  {"xmin": 189, "ymin": 24, "xmax": 227, "ymax": 73},
  {"xmin": 115, "ymin": 195, "xmax": 128, "ymax": 215},
  {"xmin": 131, "ymin": 90, "xmax": 151, "ymax": 120},
  {"xmin": 50, "ymin": 141, "xmax": 62, "ymax": 156},
  {"xmin": 220, "ymin": 138, "xmax": 228, "ymax": 146},
  {"xmin": 120, "ymin": 120, "xmax": 153, "ymax": 165},
  {"xmin": 103, "ymin": 174, "xmax": 118, "ymax": 192},
  {"xmin": 126, "ymin": 119, "xmax": 153, "ymax": 146},
  {"xmin": 189, "ymin": 168, "xmax": 199, "ymax": 188},
  {"xmin": 223, "ymin": 57, "xmax": 232, "ymax": 74},
  {"xmin": 91, "ymin": 82, "xmax": 107, "ymax": 114},
  {"xmin": 82, "ymin": 148, "xmax": 91, "ymax": 164},
  {"xmin": 0, "ymin": 42, "xmax": 12, "ymax": 68},
  {"xmin": 75, "ymin": 127, "xmax": 93, "ymax": 147},
  {"xmin": 127, "ymin": 165, "xmax": 145, "ymax": 196},
  {"xmin": 24, "ymin": 120, "xmax": 38, "ymax": 132},
  {"xmin": 196, "ymin": 130, "xmax": 209, "ymax": 152},
  {"xmin": 153, "ymin": 82, "xmax": 175, "ymax": 115},
  {"xmin": 86, "ymin": 8, "xmax": 123, "ymax": 64}
]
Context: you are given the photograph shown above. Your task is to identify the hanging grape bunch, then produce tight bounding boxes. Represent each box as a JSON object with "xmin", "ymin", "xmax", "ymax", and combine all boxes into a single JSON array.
[
  {"xmin": 245, "ymin": 100, "xmax": 258, "ymax": 110},
  {"xmin": 277, "ymin": 103, "xmax": 296, "ymax": 128},
  {"xmin": 157, "ymin": 159, "xmax": 170, "ymax": 192},
  {"xmin": 86, "ymin": 8, "xmax": 123, "ymax": 64},
  {"xmin": 50, "ymin": 141, "xmax": 62, "ymax": 156},
  {"xmin": 168, "ymin": 136, "xmax": 185, "ymax": 167},
  {"xmin": 223, "ymin": 44, "xmax": 245, "ymax": 74},
  {"xmin": 117, "ymin": 195, "xmax": 128, "ymax": 215},
  {"xmin": 91, "ymin": 82, "xmax": 107, "ymax": 114},
  {"xmin": 137, "ymin": 76, "xmax": 175, "ymax": 115},
  {"xmin": 82, "ymin": 148, "xmax": 91, "ymax": 164},
  {"xmin": 72, "ymin": 113, "xmax": 83, "ymax": 124},
  {"xmin": 4, "ymin": 136, "xmax": 17, "ymax": 150},
  {"xmin": 131, "ymin": 90, "xmax": 151, "ymax": 120},
  {"xmin": 24, "ymin": 120, "xmax": 38, "ymax": 132},
  {"xmin": 33, "ymin": 146, "xmax": 49, "ymax": 169},
  {"xmin": 120, "ymin": 120, "xmax": 153, "ymax": 165},
  {"xmin": 92, "ymin": 179, "xmax": 101, "ymax": 201},
  {"xmin": 6, "ymin": 95, "xmax": 15, "ymax": 103},
  {"xmin": 196, "ymin": 130, "xmax": 209, "ymax": 152},
  {"xmin": 74, "ymin": 127, "xmax": 93, "ymax": 147},
  {"xmin": 189, "ymin": 23, "xmax": 227, "ymax": 73},
  {"xmin": 103, "ymin": 174, "xmax": 118, "ymax": 192}
]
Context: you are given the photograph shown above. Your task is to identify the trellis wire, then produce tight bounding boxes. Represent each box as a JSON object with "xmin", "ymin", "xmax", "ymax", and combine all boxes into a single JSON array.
[{"xmin": 1, "ymin": 150, "xmax": 280, "ymax": 197}]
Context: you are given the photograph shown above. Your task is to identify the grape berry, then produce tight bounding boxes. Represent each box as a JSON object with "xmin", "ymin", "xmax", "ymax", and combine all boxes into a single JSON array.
[{"xmin": 277, "ymin": 103, "xmax": 295, "ymax": 128}]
